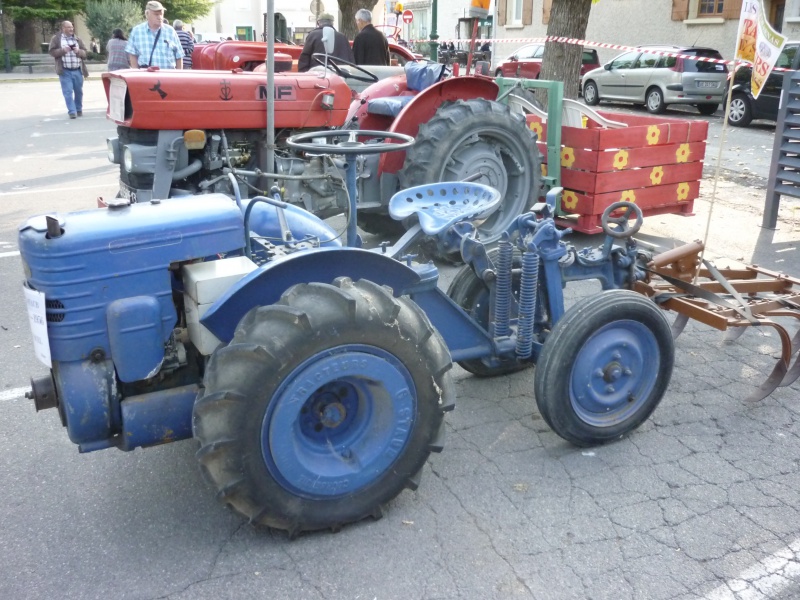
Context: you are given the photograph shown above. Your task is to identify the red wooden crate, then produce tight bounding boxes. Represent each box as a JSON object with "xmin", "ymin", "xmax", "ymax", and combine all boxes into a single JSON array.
[{"xmin": 527, "ymin": 111, "xmax": 708, "ymax": 234}]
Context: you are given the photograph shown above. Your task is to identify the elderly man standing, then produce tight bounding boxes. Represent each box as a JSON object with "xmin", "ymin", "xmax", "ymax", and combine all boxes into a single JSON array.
[
  {"xmin": 353, "ymin": 9, "xmax": 389, "ymax": 66},
  {"xmin": 126, "ymin": 1, "xmax": 183, "ymax": 69},
  {"xmin": 297, "ymin": 13, "xmax": 354, "ymax": 72},
  {"xmin": 48, "ymin": 21, "xmax": 88, "ymax": 119}
]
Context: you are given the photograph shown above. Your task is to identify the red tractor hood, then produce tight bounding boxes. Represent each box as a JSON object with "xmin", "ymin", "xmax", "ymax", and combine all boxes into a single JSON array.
[{"xmin": 102, "ymin": 69, "xmax": 353, "ymax": 130}]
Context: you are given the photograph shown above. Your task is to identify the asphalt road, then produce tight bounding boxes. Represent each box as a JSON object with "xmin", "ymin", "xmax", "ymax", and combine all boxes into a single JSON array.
[{"xmin": 1, "ymin": 79, "xmax": 799, "ymax": 600}]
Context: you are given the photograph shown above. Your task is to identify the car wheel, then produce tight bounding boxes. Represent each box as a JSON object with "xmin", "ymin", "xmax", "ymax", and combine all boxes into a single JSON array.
[
  {"xmin": 728, "ymin": 93, "xmax": 753, "ymax": 127},
  {"xmin": 645, "ymin": 87, "xmax": 666, "ymax": 114},
  {"xmin": 696, "ymin": 103, "xmax": 719, "ymax": 116},
  {"xmin": 583, "ymin": 81, "xmax": 600, "ymax": 106}
]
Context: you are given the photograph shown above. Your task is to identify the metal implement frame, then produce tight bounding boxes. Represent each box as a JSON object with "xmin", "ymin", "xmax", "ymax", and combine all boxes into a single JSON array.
[
  {"xmin": 494, "ymin": 77, "xmax": 563, "ymax": 192},
  {"xmin": 634, "ymin": 240, "xmax": 800, "ymax": 400}
]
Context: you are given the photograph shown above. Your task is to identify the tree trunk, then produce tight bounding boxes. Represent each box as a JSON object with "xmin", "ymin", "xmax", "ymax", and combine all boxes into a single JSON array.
[
  {"xmin": 337, "ymin": 0, "xmax": 360, "ymax": 41},
  {"xmin": 539, "ymin": 0, "xmax": 592, "ymax": 100}
]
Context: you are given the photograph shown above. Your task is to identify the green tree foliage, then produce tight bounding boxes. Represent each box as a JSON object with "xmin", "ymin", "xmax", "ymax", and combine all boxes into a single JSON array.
[
  {"xmin": 4, "ymin": 0, "xmax": 86, "ymax": 51},
  {"xmin": 84, "ymin": 0, "xmax": 141, "ymax": 48},
  {"xmin": 159, "ymin": 0, "xmax": 214, "ymax": 23},
  {"xmin": 3, "ymin": 0, "xmax": 85, "ymax": 21}
]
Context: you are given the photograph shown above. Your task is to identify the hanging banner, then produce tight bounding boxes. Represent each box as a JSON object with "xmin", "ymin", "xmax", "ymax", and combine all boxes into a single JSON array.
[
  {"xmin": 735, "ymin": 0, "xmax": 758, "ymax": 63},
  {"xmin": 751, "ymin": 0, "xmax": 786, "ymax": 99}
]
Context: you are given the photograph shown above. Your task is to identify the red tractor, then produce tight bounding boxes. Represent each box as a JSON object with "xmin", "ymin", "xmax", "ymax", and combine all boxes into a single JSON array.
[
  {"xmin": 190, "ymin": 39, "xmax": 420, "ymax": 72},
  {"xmin": 103, "ymin": 55, "xmax": 540, "ymax": 250}
]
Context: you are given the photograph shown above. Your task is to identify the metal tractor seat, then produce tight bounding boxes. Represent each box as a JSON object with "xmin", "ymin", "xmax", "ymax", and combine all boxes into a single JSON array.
[
  {"xmin": 367, "ymin": 61, "xmax": 447, "ymax": 118},
  {"xmin": 388, "ymin": 182, "xmax": 502, "ymax": 235}
]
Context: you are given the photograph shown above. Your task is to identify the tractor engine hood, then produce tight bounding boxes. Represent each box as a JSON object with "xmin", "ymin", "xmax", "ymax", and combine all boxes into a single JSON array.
[
  {"xmin": 102, "ymin": 70, "xmax": 352, "ymax": 130},
  {"xmin": 18, "ymin": 194, "xmax": 244, "ymax": 363}
]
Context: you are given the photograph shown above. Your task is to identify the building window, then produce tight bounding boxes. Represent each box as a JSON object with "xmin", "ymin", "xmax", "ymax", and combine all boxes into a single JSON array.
[
  {"xmin": 698, "ymin": 0, "xmax": 725, "ymax": 15},
  {"xmin": 510, "ymin": 0, "xmax": 523, "ymax": 25}
]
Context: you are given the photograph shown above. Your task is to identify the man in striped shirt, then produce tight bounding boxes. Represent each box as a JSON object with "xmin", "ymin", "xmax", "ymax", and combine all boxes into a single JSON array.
[{"xmin": 173, "ymin": 20, "xmax": 194, "ymax": 69}]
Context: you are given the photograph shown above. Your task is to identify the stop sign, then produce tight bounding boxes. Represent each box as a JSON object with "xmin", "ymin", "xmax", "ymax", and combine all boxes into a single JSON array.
[{"xmin": 402, "ymin": 9, "xmax": 413, "ymax": 24}]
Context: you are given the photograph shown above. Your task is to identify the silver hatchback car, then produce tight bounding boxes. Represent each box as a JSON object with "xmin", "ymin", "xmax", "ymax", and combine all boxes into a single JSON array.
[{"xmin": 581, "ymin": 45, "xmax": 728, "ymax": 115}]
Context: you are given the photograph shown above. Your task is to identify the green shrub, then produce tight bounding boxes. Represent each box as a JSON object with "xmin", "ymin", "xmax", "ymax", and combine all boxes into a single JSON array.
[{"xmin": 83, "ymin": 0, "xmax": 141, "ymax": 49}]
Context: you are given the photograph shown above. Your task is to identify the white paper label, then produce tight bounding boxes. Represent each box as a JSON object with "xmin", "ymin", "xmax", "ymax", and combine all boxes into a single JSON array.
[
  {"xmin": 23, "ymin": 285, "xmax": 52, "ymax": 368},
  {"xmin": 109, "ymin": 78, "xmax": 127, "ymax": 123}
]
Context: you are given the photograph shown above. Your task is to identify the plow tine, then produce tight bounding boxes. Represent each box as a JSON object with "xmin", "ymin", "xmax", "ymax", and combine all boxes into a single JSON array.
[
  {"xmin": 724, "ymin": 327, "xmax": 748, "ymax": 343},
  {"xmin": 671, "ymin": 314, "xmax": 689, "ymax": 340},
  {"xmin": 780, "ymin": 352, "xmax": 800, "ymax": 387},
  {"xmin": 745, "ymin": 321, "xmax": 792, "ymax": 401}
]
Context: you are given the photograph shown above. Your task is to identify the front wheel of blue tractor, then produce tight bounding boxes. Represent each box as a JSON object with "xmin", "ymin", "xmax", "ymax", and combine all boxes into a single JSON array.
[
  {"xmin": 193, "ymin": 278, "xmax": 453, "ymax": 537},
  {"xmin": 534, "ymin": 290, "xmax": 674, "ymax": 447}
]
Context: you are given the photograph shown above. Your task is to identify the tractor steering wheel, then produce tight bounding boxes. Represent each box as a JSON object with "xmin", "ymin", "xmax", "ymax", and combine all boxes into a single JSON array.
[
  {"xmin": 286, "ymin": 130, "xmax": 414, "ymax": 155},
  {"xmin": 601, "ymin": 201, "xmax": 644, "ymax": 239},
  {"xmin": 311, "ymin": 53, "xmax": 379, "ymax": 83}
]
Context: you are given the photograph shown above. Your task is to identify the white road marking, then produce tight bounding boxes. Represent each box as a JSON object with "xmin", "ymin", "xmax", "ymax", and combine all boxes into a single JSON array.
[
  {"xmin": 704, "ymin": 539, "xmax": 800, "ymax": 599},
  {"xmin": 0, "ymin": 251, "xmax": 20, "ymax": 258},
  {"xmin": 31, "ymin": 130, "xmax": 99, "ymax": 137},
  {"xmin": 0, "ymin": 387, "xmax": 29, "ymax": 402},
  {"xmin": 13, "ymin": 150, "xmax": 106, "ymax": 162}
]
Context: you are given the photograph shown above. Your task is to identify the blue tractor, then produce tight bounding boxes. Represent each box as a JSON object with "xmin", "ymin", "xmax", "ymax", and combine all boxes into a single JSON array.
[{"xmin": 20, "ymin": 132, "xmax": 673, "ymax": 536}]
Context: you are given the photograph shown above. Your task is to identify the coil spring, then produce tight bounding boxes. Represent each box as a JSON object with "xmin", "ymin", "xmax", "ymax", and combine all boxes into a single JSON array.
[
  {"xmin": 515, "ymin": 248, "xmax": 539, "ymax": 359},
  {"xmin": 493, "ymin": 238, "xmax": 513, "ymax": 338}
]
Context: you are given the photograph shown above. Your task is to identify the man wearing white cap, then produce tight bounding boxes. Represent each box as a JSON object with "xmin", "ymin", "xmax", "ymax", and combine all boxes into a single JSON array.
[
  {"xmin": 126, "ymin": 1, "xmax": 184, "ymax": 69},
  {"xmin": 297, "ymin": 12, "xmax": 354, "ymax": 72}
]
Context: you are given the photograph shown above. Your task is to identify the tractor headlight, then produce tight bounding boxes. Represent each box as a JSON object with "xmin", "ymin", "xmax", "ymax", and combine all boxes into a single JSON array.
[
  {"xmin": 107, "ymin": 137, "xmax": 121, "ymax": 164},
  {"xmin": 123, "ymin": 147, "xmax": 133, "ymax": 172},
  {"xmin": 121, "ymin": 145, "xmax": 157, "ymax": 174}
]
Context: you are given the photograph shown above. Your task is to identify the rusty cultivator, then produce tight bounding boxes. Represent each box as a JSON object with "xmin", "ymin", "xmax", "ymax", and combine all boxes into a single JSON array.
[{"xmin": 636, "ymin": 239, "xmax": 800, "ymax": 401}]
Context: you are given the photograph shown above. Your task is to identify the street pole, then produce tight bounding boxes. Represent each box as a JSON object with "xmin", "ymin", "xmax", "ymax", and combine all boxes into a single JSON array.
[
  {"xmin": 0, "ymin": 0, "xmax": 11, "ymax": 73},
  {"xmin": 428, "ymin": 0, "xmax": 438, "ymax": 61}
]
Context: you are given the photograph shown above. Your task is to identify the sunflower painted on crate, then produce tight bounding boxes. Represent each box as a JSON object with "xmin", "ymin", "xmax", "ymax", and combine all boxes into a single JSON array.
[
  {"xmin": 562, "ymin": 191, "xmax": 579, "ymax": 211},
  {"xmin": 677, "ymin": 182, "xmax": 691, "ymax": 202},
  {"xmin": 650, "ymin": 166, "xmax": 664, "ymax": 185},
  {"xmin": 613, "ymin": 150, "xmax": 629, "ymax": 170},
  {"xmin": 646, "ymin": 125, "xmax": 661, "ymax": 146},
  {"xmin": 676, "ymin": 143, "xmax": 691, "ymax": 163},
  {"xmin": 561, "ymin": 147, "xmax": 576, "ymax": 168}
]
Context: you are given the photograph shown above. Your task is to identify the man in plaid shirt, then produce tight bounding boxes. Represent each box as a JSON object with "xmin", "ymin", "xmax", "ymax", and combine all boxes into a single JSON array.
[
  {"xmin": 48, "ymin": 20, "xmax": 88, "ymax": 119},
  {"xmin": 126, "ymin": 1, "xmax": 183, "ymax": 69}
]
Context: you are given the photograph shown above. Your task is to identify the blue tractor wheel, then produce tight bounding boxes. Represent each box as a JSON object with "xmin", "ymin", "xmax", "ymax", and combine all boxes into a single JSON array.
[
  {"xmin": 193, "ymin": 277, "xmax": 453, "ymax": 536},
  {"xmin": 533, "ymin": 290, "xmax": 674, "ymax": 446}
]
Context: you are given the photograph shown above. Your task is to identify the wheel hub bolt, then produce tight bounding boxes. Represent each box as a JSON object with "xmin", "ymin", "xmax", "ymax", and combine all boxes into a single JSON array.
[
  {"xmin": 320, "ymin": 402, "xmax": 347, "ymax": 428},
  {"xmin": 605, "ymin": 385, "xmax": 615, "ymax": 393}
]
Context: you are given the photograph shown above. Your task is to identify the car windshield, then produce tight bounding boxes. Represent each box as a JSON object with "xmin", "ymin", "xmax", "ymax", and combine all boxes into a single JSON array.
[
  {"xmin": 776, "ymin": 46, "xmax": 798, "ymax": 68},
  {"xmin": 582, "ymin": 50, "xmax": 598, "ymax": 64},
  {"xmin": 681, "ymin": 49, "xmax": 725, "ymax": 72}
]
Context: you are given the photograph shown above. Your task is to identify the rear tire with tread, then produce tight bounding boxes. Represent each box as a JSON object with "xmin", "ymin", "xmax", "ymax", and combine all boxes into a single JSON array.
[
  {"xmin": 399, "ymin": 98, "xmax": 540, "ymax": 252},
  {"xmin": 194, "ymin": 277, "xmax": 453, "ymax": 535}
]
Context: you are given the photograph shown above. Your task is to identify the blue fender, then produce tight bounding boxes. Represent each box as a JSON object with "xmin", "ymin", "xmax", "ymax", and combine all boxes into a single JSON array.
[
  {"xmin": 243, "ymin": 199, "xmax": 342, "ymax": 248},
  {"xmin": 200, "ymin": 248, "xmax": 495, "ymax": 360},
  {"xmin": 202, "ymin": 248, "xmax": 434, "ymax": 342}
]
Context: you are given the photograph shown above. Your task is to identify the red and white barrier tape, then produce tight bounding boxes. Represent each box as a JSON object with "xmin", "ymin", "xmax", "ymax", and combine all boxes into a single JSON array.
[{"xmin": 416, "ymin": 35, "xmax": 742, "ymax": 67}]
